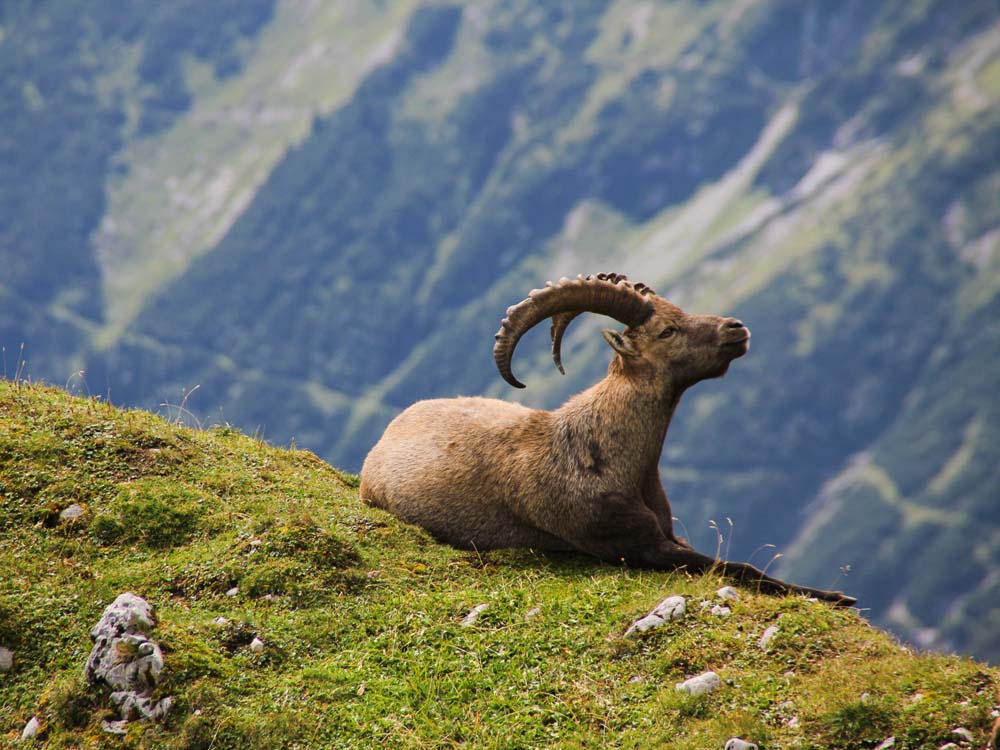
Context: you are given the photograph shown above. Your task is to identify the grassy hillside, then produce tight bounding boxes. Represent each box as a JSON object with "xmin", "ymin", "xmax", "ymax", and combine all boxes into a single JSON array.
[{"xmin": 1, "ymin": 381, "xmax": 997, "ymax": 749}]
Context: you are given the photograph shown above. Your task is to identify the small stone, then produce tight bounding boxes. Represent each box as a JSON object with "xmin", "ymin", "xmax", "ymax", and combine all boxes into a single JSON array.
[
  {"xmin": 861, "ymin": 692, "xmax": 871, "ymax": 703},
  {"xmin": 225, "ymin": 587, "xmax": 239, "ymax": 598},
  {"xmin": 21, "ymin": 716, "xmax": 40, "ymax": 740},
  {"xmin": 0, "ymin": 645, "xmax": 13, "ymax": 672},
  {"xmin": 951, "ymin": 727, "xmax": 973, "ymax": 743},
  {"xmin": 250, "ymin": 637, "xmax": 264, "ymax": 654},
  {"xmin": 525, "ymin": 607, "xmax": 541, "ymax": 620},
  {"xmin": 874, "ymin": 737, "xmax": 896, "ymax": 750},
  {"xmin": 628, "ymin": 675, "xmax": 643, "ymax": 684},
  {"xmin": 59, "ymin": 504, "xmax": 85, "ymax": 521},
  {"xmin": 675, "ymin": 671, "xmax": 722, "ymax": 696},
  {"xmin": 724, "ymin": 739, "xmax": 758, "ymax": 750},
  {"xmin": 624, "ymin": 613, "xmax": 665, "ymax": 637},
  {"xmin": 460, "ymin": 603, "xmax": 488, "ymax": 626},
  {"xmin": 938, "ymin": 743, "xmax": 958, "ymax": 750},
  {"xmin": 710, "ymin": 605, "xmax": 731, "ymax": 617},
  {"xmin": 716, "ymin": 586, "xmax": 740, "ymax": 601},
  {"xmin": 758, "ymin": 625, "xmax": 779, "ymax": 649},
  {"xmin": 787, "ymin": 717, "xmax": 799, "ymax": 728},
  {"xmin": 102, "ymin": 719, "xmax": 128, "ymax": 735},
  {"xmin": 212, "ymin": 616, "xmax": 230, "ymax": 626},
  {"xmin": 651, "ymin": 595, "xmax": 686, "ymax": 620}
]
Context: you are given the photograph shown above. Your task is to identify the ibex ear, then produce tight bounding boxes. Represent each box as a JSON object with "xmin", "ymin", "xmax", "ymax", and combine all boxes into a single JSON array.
[{"xmin": 602, "ymin": 328, "xmax": 639, "ymax": 359}]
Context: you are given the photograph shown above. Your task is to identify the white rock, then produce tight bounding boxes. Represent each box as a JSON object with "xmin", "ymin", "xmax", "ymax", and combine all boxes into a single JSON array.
[
  {"xmin": 250, "ymin": 637, "xmax": 265, "ymax": 654},
  {"xmin": 21, "ymin": 716, "xmax": 40, "ymax": 740},
  {"xmin": 460, "ymin": 603, "xmax": 488, "ymax": 626},
  {"xmin": 758, "ymin": 625, "xmax": 779, "ymax": 649},
  {"xmin": 625, "ymin": 613, "xmax": 665, "ymax": 636},
  {"xmin": 710, "ymin": 605, "xmax": 731, "ymax": 617},
  {"xmin": 675, "ymin": 671, "xmax": 722, "ymax": 695},
  {"xmin": 0, "ymin": 645, "xmax": 13, "ymax": 672},
  {"xmin": 724, "ymin": 739, "xmax": 758, "ymax": 750},
  {"xmin": 787, "ymin": 716, "xmax": 799, "ymax": 728},
  {"xmin": 225, "ymin": 587, "xmax": 239, "ymax": 598},
  {"xmin": 525, "ymin": 607, "xmax": 541, "ymax": 620},
  {"xmin": 102, "ymin": 719, "xmax": 128, "ymax": 735},
  {"xmin": 874, "ymin": 737, "xmax": 896, "ymax": 750},
  {"xmin": 59, "ymin": 504, "xmax": 85, "ymax": 521},
  {"xmin": 626, "ymin": 594, "xmax": 686, "ymax": 634},
  {"xmin": 951, "ymin": 727, "xmax": 973, "ymax": 743},
  {"xmin": 84, "ymin": 593, "xmax": 171, "ymax": 725},
  {"xmin": 716, "ymin": 586, "xmax": 740, "ymax": 601},
  {"xmin": 212, "ymin": 616, "xmax": 230, "ymax": 626},
  {"xmin": 652, "ymin": 595, "xmax": 686, "ymax": 620},
  {"xmin": 938, "ymin": 743, "xmax": 958, "ymax": 749}
]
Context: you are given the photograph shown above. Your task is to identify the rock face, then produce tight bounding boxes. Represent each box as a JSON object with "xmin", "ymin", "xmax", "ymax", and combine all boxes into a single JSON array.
[{"xmin": 84, "ymin": 593, "xmax": 172, "ymax": 730}]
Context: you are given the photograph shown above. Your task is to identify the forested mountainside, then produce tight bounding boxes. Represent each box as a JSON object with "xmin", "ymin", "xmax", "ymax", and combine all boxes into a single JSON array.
[{"xmin": 2, "ymin": 1, "xmax": 998, "ymax": 662}]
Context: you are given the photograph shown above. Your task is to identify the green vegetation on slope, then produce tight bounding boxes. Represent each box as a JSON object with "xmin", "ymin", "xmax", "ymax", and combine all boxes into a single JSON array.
[{"xmin": 1, "ymin": 382, "xmax": 997, "ymax": 749}]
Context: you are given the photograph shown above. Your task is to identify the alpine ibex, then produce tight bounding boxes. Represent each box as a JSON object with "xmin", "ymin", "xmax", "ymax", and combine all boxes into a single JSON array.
[{"xmin": 361, "ymin": 273, "xmax": 855, "ymax": 605}]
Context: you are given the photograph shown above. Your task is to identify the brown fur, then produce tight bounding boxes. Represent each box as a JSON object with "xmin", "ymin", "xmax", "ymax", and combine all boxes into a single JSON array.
[{"xmin": 361, "ymin": 293, "xmax": 855, "ymax": 605}]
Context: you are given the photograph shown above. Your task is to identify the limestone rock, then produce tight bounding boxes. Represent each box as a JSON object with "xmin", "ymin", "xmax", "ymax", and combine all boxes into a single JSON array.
[
  {"xmin": 59, "ymin": 504, "xmax": 85, "ymax": 522},
  {"xmin": 951, "ymin": 727, "xmax": 973, "ymax": 743},
  {"xmin": 625, "ymin": 595, "xmax": 685, "ymax": 636},
  {"xmin": 724, "ymin": 739, "xmax": 758, "ymax": 750},
  {"xmin": 21, "ymin": 716, "xmax": 40, "ymax": 740},
  {"xmin": 758, "ymin": 625, "xmax": 779, "ymax": 649},
  {"xmin": 84, "ymin": 593, "xmax": 171, "ymax": 730},
  {"xmin": 675, "ymin": 671, "xmax": 722, "ymax": 695},
  {"xmin": 461, "ymin": 603, "xmax": 488, "ymax": 626},
  {"xmin": 716, "ymin": 586, "xmax": 740, "ymax": 601},
  {"xmin": 0, "ymin": 645, "xmax": 13, "ymax": 672},
  {"xmin": 625, "ymin": 613, "xmax": 668, "ymax": 636},
  {"xmin": 652, "ymin": 595, "xmax": 686, "ymax": 620}
]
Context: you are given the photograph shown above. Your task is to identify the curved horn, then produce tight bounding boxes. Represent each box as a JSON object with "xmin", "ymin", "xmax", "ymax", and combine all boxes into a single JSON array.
[
  {"xmin": 494, "ymin": 273, "xmax": 656, "ymax": 388},
  {"xmin": 548, "ymin": 274, "xmax": 657, "ymax": 374}
]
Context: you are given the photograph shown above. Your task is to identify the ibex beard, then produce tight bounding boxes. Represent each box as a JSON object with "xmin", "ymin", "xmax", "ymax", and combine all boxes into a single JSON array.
[{"xmin": 361, "ymin": 273, "xmax": 855, "ymax": 606}]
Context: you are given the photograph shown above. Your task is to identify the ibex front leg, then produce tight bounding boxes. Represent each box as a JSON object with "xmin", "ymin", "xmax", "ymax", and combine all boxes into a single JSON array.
[
  {"xmin": 571, "ymin": 493, "xmax": 855, "ymax": 607},
  {"xmin": 655, "ymin": 544, "xmax": 856, "ymax": 606}
]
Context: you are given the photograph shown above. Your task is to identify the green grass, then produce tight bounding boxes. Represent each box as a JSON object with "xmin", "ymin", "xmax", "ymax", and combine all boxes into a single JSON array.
[{"xmin": 0, "ymin": 380, "xmax": 996, "ymax": 749}]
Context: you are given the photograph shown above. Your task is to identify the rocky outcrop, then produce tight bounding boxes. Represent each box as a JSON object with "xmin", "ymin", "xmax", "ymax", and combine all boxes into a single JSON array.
[{"xmin": 84, "ymin": 593, "xmax": 172, "ymax": 734}]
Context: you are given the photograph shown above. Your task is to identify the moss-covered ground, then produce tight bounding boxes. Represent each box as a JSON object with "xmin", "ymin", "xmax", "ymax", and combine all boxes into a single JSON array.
[{"xmin": 0, "ymin": 381, "xmax": 996, "ymax": 749}]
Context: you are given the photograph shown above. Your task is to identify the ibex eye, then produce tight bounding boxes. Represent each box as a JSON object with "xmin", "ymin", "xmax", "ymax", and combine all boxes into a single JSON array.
[{"xmin": 658, "ymin": 327, "xmax": 677, "ymax": 339}]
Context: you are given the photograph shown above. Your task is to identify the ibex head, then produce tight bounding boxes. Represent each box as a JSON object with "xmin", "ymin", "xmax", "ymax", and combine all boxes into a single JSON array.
[{"xmin": 493, "ymin": 273, "xmax": 750, "ymax": 390}]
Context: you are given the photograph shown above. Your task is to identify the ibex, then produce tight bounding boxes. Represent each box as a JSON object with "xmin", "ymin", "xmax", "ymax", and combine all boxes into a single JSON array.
[{"xmin": 361, "ymin": 274, "xmax": 855, "ymax": 605}]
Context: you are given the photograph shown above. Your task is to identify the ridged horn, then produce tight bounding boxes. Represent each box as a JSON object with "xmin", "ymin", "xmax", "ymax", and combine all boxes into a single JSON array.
[{"xmin": 494, "ymin": 273, "xmax": 656, "ymax": 388}]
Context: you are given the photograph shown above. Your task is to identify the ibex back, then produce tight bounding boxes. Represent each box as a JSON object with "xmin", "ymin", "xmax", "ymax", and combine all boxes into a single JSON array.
[{"xmin": 361, "ymin": 273, "xmax": 855, "ymax": 605}]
